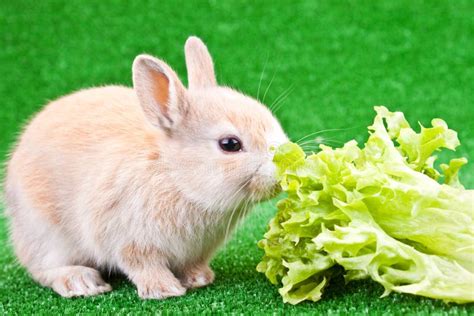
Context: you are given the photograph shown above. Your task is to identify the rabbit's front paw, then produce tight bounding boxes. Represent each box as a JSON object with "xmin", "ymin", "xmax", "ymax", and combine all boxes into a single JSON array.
[
  {"xmin": 137, "ymin": 277, "xmax": 186, "ymax": 300},
  {"xmin": 180, "ymin": 264, "xmax": 215, "ymax": 289}
]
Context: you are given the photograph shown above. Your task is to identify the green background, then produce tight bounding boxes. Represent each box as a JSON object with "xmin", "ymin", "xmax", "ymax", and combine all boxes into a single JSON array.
[{"xmin": 1, "ymin": 0, "xmax": 473, "ymax": 314}]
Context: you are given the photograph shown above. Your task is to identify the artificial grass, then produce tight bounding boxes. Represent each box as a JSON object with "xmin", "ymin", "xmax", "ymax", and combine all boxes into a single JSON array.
[{"xmin": 1, "ymin": 0, "xmax": 473, "ymax": 314}]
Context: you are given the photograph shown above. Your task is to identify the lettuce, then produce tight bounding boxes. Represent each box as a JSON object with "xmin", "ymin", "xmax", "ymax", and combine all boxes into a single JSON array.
[{"xmin": 257, "ymin": 106, "xmax": 474, "ymax": 304}]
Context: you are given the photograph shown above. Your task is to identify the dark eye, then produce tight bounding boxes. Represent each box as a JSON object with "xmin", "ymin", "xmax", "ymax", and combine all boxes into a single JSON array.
[{"xmin": 218, "ymin": 137, "xmax": 242, "ymax": 152}]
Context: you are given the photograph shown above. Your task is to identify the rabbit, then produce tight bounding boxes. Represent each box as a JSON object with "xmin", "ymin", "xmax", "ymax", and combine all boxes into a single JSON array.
[{"xmin": 3, "ymin": 36, "xmax": 288, "ymax": 299}]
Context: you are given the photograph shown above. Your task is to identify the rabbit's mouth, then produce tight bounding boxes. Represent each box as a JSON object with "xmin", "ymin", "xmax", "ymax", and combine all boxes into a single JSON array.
[{"xmin": 246, "ymin": 173, "xmax": 280, "ymax": 203}]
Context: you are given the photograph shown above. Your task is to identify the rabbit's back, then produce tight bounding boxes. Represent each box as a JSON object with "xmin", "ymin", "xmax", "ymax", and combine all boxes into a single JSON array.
[
  {"xmin": 5, "ymin": 86, "xmax": 161, "ymax": 265},
  {"xmin": 16, "ymin": 85, "xmax": 150, "ymax": 153}
]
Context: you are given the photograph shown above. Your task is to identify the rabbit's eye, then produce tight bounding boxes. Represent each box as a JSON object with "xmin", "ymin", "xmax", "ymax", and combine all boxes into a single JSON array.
[{"xmin": 219, "ymin": 137, "xmax": 242, "ymax": 152}]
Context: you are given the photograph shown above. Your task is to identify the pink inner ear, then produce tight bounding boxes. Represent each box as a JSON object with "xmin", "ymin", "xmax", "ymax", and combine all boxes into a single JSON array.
[{"xmin": 150, "ymin": 70, "xmax": 170, "ymax": 115}]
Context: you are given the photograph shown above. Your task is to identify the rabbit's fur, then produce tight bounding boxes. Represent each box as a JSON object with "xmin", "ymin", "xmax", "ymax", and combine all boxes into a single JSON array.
[{"xmin": 4, "ymin": 37, "xmax": 288, "ymax": 299}]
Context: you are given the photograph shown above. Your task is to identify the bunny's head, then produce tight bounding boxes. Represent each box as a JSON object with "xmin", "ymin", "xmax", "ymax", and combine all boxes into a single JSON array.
[{"xmin": 132, "ymin": 37, "xmax": 288, "ymax": 212}]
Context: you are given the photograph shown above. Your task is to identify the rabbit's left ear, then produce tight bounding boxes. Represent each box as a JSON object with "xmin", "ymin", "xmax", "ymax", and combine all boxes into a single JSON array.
[
  {"xmin": 185, "ymin": 36, "xmax": 217, "ymax": 89},
  {"xmin": 132, "ymin": 55, "xmax": 187, "ymax": 131}
]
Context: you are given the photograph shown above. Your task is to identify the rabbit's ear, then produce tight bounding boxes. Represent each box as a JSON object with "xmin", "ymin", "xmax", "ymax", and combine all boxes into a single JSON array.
[
  {"xmin": 185, "ymin": 36, "xmax": 217, "ymax": 89},
  {"xmin": 133, "ymin": 55, "xmax": 187, "ymax": 131}
]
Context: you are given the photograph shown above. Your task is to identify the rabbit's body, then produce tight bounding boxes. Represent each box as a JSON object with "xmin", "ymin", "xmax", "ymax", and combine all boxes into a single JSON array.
[
  {"xmin": 4, "ymin": 37, "xmax": 287, "ymax": 299},
  {"xmin": 8, "ymin": 86, "xmax": 224, "ymax": 268}
]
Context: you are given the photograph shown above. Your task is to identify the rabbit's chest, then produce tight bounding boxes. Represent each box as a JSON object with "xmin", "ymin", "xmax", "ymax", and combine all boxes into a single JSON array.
[{"xmin": 160, "ymin": 207, "xmax": 239, "ymax": 266}]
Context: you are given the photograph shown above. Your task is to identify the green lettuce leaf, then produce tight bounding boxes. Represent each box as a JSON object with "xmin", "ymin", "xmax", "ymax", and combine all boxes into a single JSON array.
[{"xmin": 257, "ymin": 106, "xmax": 474, "ymax": 304}]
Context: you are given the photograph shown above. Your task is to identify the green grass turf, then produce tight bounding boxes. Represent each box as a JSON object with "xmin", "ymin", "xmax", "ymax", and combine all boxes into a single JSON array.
[{"xmin": 1, "ymin": 0, "xmax": 473, "ymax": 314}]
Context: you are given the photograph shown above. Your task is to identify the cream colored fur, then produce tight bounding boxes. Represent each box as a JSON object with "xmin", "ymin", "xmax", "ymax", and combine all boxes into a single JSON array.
[{"xmin": 4, "ymin": 36, "xmax": 288, "ymax": 299}]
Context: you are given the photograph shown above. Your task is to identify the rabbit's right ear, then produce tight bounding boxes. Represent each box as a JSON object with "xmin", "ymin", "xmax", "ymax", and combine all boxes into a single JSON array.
[
  {"xmin": 185, "ymin": 36, "xmax": 217, "ymax": 89},
  {"xmin": 133, "ymin": 55, "xmax": 187, "ymax": 132}
]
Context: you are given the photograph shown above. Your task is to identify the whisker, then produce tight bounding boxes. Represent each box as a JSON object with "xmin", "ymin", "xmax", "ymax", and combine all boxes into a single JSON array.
[
  {"xmin": 257, "ymin": 53, "xmax": 270, "ymax": 101},
  {"xmin": 262, "ymin": 69, "xmax": 277, "ymax": 105},
  {"xmin": 298, "ymin": 139, "xmax": 319, "ymax": 147},
  {"xmin": 223, "ymin": 177, "xmax": 253, "ymax": 244},
  {"xmin": 269, "ymin": 84, "xmax": 293, "ymax": 110},
  {"xmin": 270, "ymin": 85, "xmax": 294, "ymax": 113},
  {"xmin": 322, "ymin": 140, "xmax": 345, "ymax": 146},
  {"xmin": 238, "ymin": 191, "xmax": 255, "ymax": 229},
  {"xmin": 294, "ymin": 126, "xmax": 362, "ymax": 144},
  {"xmin": 299, "ymin": 136, "xmax": 345, "ymax": 148}
]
